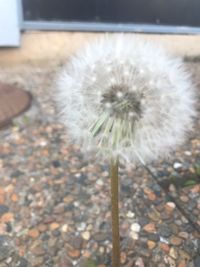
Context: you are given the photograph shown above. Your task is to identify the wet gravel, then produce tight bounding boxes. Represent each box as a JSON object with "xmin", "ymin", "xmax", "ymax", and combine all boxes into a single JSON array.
[{"xmin": 0, "ymin": 62, "xmax": 200, "ymax": 267}]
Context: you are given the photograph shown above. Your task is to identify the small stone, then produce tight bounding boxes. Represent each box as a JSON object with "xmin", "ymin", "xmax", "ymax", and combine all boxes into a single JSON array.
[
  {"xmin": 31, "ymin": 256, "xmax": 44, "ymax": 266},
  {"xmin": 160, "ymin": 243, "xmax": 170, "ymax": 253},
  {"xmin": 120, "ymin": 251, "xmax": 127, "ymax": 264},
  {"xmin": 71, "ymin": 236, "xmax": 83, "ymax": 250},
  {"xmin": 169, "ymin": 247, "xmax": 178, "ymax": 259},
  {"xmin": 96, "ymin": 179, "xmax": 104, "ymax": 186},
  {"xmin": 184, "ymin": 151, "xmax": 191, "ymax": 156},
  {"xmin": 143, "ymin": 223, "xmax": 156, "ymax": 233},
  {"xmin": 135, "ymin": 257, "xmax": 145, "ymax": 267},
  {"xmin": 126, "ymin": 211, "xmax": 135, "ymax": 218},
  {"xmin": 130, "ymin": 231, "xmax": 139, "ymax": 240},
  {"xmin": 77, "ymin": 222, "xmax": 86, "ymax": 231},
  {"xmin": 31, "ymin": 245, "xmax": 45, "ymax": 256},
  {"xmin": 68, "ymin": 249, "xmax": 81, "ymax": 259},
  {"xmin": 50, "ymin": 223, "xmax": 60, "ymax": 231},
  {"xmin": 178, "ymin": 261, "xmax": 186, "ymax": 267},
  {"xmin": 144, "ymin": 188, "xmax": 156, "ymax": 201},
  {"xmin": 93, "ymin": 233, "xmax": 108, "ymax": 242},
  {"xmin": 38, "ymin": 224, "xmax": 48, "ymax": 232},
  {"xmin": 148, "ymin": 210, "xmax": 160, "ymax": 221},
  {"xmin": 131, "ymin": 223, "xmax": 141, "ymax": 232},
  {"xmin": 1, "ymin": 213, "xmax": 14, "ymax": 223},
  {"xmin": 180, "ymin": 196, "xmax": 189, "ymax": 202},
  {"xmin": 28, "ymin": 229, "xmax": 40, "ymax": 238},
  {"xmin": 158, "ymin": 224, "xmax": 171, "ymax": 237},
  {"xmin": 147, "ymin": 240, "xmax": 156, "ymax": 250},
  {"xmin": 11, "ymin": 194, "xmax": 19, "ymax": 202},
  {"xmin": 54, "ymin": 203, "xmax": 65, "ymax": 214},
  {"xmin": 61, "ymin": 224, "xmax": 68, "ymax": 232},
  {"xmin": 169, "ymin": 184, "xmax": 176, "ymax": 192},
  {"xmin": 178, "ymin": 232, "xmax": 189, "ymax": 239},
  {"xmin": 173, "ymin": 162, "xmax": 182, "ymax": 169},
  {"xmin": 170, "ymin": 236, "xmax": 183, "ymax": 246},
  {"xmin": 165, "ymin": 202, "xmax": 176, "ymax": 212},
  {"xmin": 179, "ymin": 250, "xmax": 191, "ymax": 261},
  {"xmin": 82, "ymin": 231, "xmax": 90, "ymax": 241}
]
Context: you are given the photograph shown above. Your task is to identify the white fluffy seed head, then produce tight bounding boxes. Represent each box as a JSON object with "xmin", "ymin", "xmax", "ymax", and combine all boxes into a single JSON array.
[{"xmin": 56, "ymin": 35, "xmax": 196, "ymax": 164}]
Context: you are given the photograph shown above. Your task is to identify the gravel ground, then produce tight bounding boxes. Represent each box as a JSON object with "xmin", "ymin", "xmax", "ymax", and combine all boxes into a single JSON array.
[{"xmin": 0, "ymin": 62, "xmax": 200, "ymax": 267}]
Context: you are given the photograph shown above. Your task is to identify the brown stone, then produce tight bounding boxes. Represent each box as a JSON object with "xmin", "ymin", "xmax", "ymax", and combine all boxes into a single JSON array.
[
  {"xmin": 120, "ymin": 251, "xmax": 127, "ymax": 264},
  {"xmin": 38, "ymin": 224, "xmax": 48, "ymax": 232},
  {"xmin": 1, "ymin": 212, "xmax": 14, "ymax": 223},
  {"xmin": 178, "ymin": 261, "xmax": 187, "ymax": 267},
  {"xmin": 68, "ymin": 249, "xmax": 81, "ymax": 259},
  {"xmin": 159, "ymin": 243, "xmax": 170, "ymax": 253},
  {"xmin": 144, "ymin": 188, "xmax": 156, "ymax": 201},
  {"xmin": 28, "ymin": 229, "xmax": 40, "ymax": 238},
  {"xmin": 11, "ymin": 193, "xmax": 19, "ymax": 202},
  {"xmin": 50, "ymin": 223, "xmax": 60, "ymax": 231},
  {"xmin": 147, "ymin": 240, "xmax": 156, "ymax": 250},
  {"xmin": 191, "ymin": 185, "xmax": 200, "ymax": 193},
  {"xmin": 31, "ymin": 245, "xmax": 45, "ymax": 256},
  {"xmin": 143, "ymin": 223, "xmax": 156, "ymax": 233},
  {"xmin": 63, "ymin": 196, "xmax": 74, "ymax": 204},
  {"xmin": 170, "ymin": 236, "xmax": 183, "ymax": 246}
]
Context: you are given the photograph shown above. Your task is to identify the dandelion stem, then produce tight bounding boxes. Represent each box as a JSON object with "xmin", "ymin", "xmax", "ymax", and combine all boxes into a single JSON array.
[{"xmin": 110, "ymin": 158, "xmax": 120, "ymax": 267}]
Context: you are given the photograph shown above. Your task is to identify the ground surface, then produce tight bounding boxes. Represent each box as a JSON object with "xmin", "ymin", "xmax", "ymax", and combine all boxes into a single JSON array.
[{"xmin": 0, "ymin": 62, "xmax": 200, "ymax": 267}]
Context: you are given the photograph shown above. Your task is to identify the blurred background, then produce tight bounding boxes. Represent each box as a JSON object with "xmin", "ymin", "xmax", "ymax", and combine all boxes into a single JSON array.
[{"xmin": 0, "ymin": 1, "xmax": 200, "ymax": 267}]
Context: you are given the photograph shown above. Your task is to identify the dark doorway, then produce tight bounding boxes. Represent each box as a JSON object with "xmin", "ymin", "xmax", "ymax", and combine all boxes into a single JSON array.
[{"xmin": 23, "ymin": 0, "xmax": 200, "ymax": 27}]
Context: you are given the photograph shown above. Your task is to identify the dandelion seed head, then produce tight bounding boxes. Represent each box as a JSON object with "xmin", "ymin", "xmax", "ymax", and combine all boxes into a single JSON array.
[{"xmin": 56, "ymin": 35, "xmax": 196, "ymax": 163}]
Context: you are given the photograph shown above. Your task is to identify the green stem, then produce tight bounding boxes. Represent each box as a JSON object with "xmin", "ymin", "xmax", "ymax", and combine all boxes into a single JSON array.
[{"xmin": 110, "ymin": 158, "xmax": 120, "ymax": 267}]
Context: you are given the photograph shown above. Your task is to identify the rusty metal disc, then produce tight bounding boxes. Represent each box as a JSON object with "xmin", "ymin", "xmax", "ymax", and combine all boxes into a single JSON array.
[{"xmin": 0, "ymin": 82, "xmax": 32, "ymax": 127}]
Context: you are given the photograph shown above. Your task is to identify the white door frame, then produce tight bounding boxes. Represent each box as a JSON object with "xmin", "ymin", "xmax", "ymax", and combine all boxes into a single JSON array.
[{"xmin": 0, "ymin": 0, "xmax": 21, "ymax": 46}]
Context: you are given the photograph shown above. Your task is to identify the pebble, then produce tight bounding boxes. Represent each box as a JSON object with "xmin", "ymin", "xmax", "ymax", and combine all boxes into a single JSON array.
[
  {"xmin": 71, "ymin": 236, "xmax": 83, "ymax": 250},
  {"xmin": 180, "ymin": 196, "xmax": 189, "ymax": 202},
  {"xmin": 178, "ymin": 261, "xmax": 187, "ymax": 267},
  {"xmin": 1, "ymin": 213, "xmax": 14, "ymax": 223},
  {"xmin": 120, "ymin": 251, "xmax": 127, "ymax": 264},
  {"xmin": 158, "ymin": 224, "xmax": 172, "ymax": 238},
  {"xmin": 54, "ymin": 203, "xmax": 65, "ymax": 214},
  {"xmin": 28, "ymin": 229, "xmax": 40, "ymax": 239},
  {"xmin": 81, "ymin": 231, "xmax": 90, "ymax": 241},
  {"xmin": 147, "ymin": 240, "xmax": 156, "ymax": 250},
  {"xmin": 170, "ymin": 236, "xmax": 183, "ymax": 246},
  {"xmin": 126, "ymin": 211, "xmax": 135, "ymax": 218},
  {"xmin": 67, "ymin": 249, "xmax": 81, "ymax": 259},
  {"xmin": 61, "ymin": 224, "xmax": 68, "ymax": 233},
  {"xmin": 160, "ymin": 243, "xmax": 170, "ymax": 253},
  {"xmin": 178, "ymin": 232, "xmax": 189, "ymax": 239},
  {"xmin": 169, "ymin": 247, "xmax": 178, "ymax": 259},
  {"xmin": 135, "ymin": 257, "xmax": 145, "ymax": 267},
  {"xmin": 131, "ymin": 223, "xmax": 141, "ymax": 232},
  {"xmin": 165, "ymin": 202, "xmax": 176, "ymax": 211},
  {"xmin": 143, "ymin": 223, "xmax": 156, "ymax": 233},
  {"xmin": 130, "ymin": 231, "xmax": 139, "ymax": 240},
  {"xmin": 173, "ymin": 162, "xmax": 182, "ymax": 169},
  {"xmin": 50, "ymin": 223, "xmax": 60, "ymax": 231},
  {"xmin": 77, "ymin": 222, "xmax": 86, "ymax": 231},
  {"xmin": 93, "ymin": 233, "xmax": 108, "ymax": 242}
]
